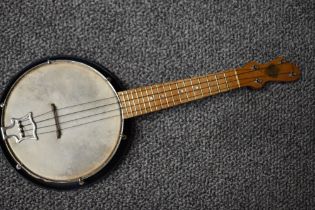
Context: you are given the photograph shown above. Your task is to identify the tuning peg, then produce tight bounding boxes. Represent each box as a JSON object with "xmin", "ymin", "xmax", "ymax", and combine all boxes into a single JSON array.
[
  {"xmin": 270, "ymin": 56, "xmax": 284, "ymax": 65},
  {"xmin": 243, "ymin": 61, "xmax": 260, "ymax": 70}
]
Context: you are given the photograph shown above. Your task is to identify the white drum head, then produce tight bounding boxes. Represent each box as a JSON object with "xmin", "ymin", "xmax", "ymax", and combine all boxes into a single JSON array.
[{"xmin": 1, "ymin": 58, "xmax": 123, "ymax": 186}]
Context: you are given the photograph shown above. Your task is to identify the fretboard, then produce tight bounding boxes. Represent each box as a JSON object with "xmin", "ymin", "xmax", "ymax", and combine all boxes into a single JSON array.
[
  {"xmin": 117, "ymin": 58, "xmax": 300, "ymax": 119},
  {"xmin": 118, "ymin": 69, "xmax": 241, "ymax": 119}
]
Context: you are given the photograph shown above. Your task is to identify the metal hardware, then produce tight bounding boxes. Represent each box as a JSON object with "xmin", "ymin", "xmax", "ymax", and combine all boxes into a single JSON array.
[
  {"xmin": 1, "ymin": 112, "xmax": 38, "ymax": 143},
  {"xmin": 47, "ymin": 60, "xmax": 51, "ymax": 64},
  {"xmin": 78, "ymin": 178, "xmax": 84, "ymax": 185},
  {"xmin": 106, "ymin": 77, "xmax": 112, "ymax": 82},
  {"xmin": 0, "ymin": 103, "xmax": 4, "ymax": 108},
  {"xmin": 255, "ymin": 78, "xmax": 262, "ymax": 84},
  {"xmin": 16, "ymin": 164, "xmax": 22, "ymax": 170},
  {"xmin": 252, "ymin": 65, "xmax": 258, "ymax": 70},
  {"xmin": 121, "ymin": 134, "xmax": 127, "ymax": 140},
  {"xmin": 288, "ymin": 72, "xmax": 296, "ymax": 77}
]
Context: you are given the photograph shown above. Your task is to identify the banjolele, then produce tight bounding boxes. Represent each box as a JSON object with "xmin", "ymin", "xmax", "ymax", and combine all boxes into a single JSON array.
[{"xmin": 0, "ymin": 56, "xmax": 300, "ymax": 189}]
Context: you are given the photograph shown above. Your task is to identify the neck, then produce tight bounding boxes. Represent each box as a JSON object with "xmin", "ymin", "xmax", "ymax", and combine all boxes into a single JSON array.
[{"xmin": 117, "ymin": 57, "xmax": 300, "ymax": 119}]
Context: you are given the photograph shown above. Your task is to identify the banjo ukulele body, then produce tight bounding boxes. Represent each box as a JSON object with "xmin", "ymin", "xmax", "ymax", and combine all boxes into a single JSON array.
[
  {"xmin": 0, "ymin": 56, "xmax": 300, "ymax": 189},
  {"xmin": 0, "ymin": 57, "xmax": 128, "ymax": 188}
]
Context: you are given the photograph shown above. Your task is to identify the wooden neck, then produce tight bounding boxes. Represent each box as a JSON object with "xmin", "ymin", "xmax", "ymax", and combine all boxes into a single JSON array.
[{"xmin": 118, "ymin": 57, "xmax": 300, "ymax": 119}]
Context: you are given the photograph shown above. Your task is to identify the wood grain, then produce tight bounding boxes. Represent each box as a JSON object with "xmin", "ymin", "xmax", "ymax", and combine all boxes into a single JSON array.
[{"xmin": 118, "ymin": 57, "xmax": 301, "ymax": 119}]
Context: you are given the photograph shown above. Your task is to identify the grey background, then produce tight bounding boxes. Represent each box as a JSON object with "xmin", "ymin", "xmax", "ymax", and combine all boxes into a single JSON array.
[{"xmin": 0, "ymin": 0, "xmax": 314, "ymax": 209}]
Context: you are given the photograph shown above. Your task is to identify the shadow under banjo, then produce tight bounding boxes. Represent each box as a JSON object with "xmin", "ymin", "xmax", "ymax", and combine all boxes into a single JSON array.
[{"xmin": 0, "ymin": 56, "xmax": 300, "ymax": 189}]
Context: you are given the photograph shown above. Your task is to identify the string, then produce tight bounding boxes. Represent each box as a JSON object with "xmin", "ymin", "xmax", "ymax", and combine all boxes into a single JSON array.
[
  {"xmin": 29, "ymin": 102, "xmax": 117, "ymax": 126},
  {"xmin": 23, "ymin": 71, "xmax": 293, "ymax": 135},
  {"xmin": 26, "ymin": 113, "xmax": 120, "ymax": 136},
  {"xmin": 31, "ymin": 97, "xmax": 116, "ymax": 120},
  {"xmin": 23, "ymin": 107, "xmax": 119, "ymax": 132},
  {"xmin": 22, "ymin": 65, "xmax": 273, "ymax": 122},
  {"xmin": 23, "ymin": 70, "xmax": 254, "ymax": 129},
  {"xmin": 23, "ymin": 70, "xmax": 292, "ymax": 130},
  {"xmin": 24, "ymin": 78, "xmax": 277, "ymax": 136},
  {"xmin": 22, "ymin": 65, "xmax": 276, "ymax": 126}
]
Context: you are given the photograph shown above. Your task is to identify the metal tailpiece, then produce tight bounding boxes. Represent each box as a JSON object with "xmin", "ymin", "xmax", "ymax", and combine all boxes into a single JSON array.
[{"xmin": 1, "ymin": 112, "xmax": 38, "ymax": 143}]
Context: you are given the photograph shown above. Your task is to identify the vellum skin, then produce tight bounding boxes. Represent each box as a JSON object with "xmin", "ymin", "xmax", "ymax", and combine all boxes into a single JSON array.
[{"xmin": 2, "ymin": 60, "xmax": 123, "ymax": 183}]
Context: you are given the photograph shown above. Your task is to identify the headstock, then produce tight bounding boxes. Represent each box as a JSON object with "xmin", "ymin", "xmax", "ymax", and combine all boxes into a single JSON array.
[{"xmin": 238, "ymin": 57, "xmax": 301, "ymax": 89}]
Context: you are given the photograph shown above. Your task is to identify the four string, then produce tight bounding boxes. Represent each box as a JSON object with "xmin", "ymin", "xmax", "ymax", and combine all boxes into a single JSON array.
[
  {"xmin": 21, "ymin": 65, "xmax": 291, "ymax": 137},
  {"xmin": 22, "ymin": 65, "xmax": 265, "ymax": 123}
]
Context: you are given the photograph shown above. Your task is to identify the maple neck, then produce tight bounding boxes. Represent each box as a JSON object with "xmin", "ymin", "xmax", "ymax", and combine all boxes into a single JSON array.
[{"xmin": 118, "ymin": 57, "xmax": 300, "ymax": 119}]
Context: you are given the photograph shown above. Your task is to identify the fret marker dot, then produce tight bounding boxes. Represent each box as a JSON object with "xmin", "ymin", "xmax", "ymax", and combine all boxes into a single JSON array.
[
  {"xmin": 180, "ymin": 89, "xmax": 184, "ymax": 93},
  {"xmin": 195, "ymin": 86, "xmax": 199, "ymax": 89}
]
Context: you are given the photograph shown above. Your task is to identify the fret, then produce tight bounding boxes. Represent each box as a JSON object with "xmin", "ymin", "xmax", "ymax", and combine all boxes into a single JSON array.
[
  {"xmin": 168, "ymin": 83, "xmax": 176, "ymax": 105},
  {"xmin": 156, "ymin": 84, "xmax": 164, "ymax": 109},
  {"xmin": 179, "ymin": 81, "xmax": 188, "ymax": 102},
  {"xmin": 182, "ymin": 80, "xmax": 189, "ymax": 100},
  {"xmin": 234, "ymin": 69, "xmax": 241, "ymax": 88},
  {"xmin": 130, "ymin": 89, "xmax": 137, "ymax": 115},
  {"xmin": 175, "ymin": 82, "xmax": 182, "ymax": 103},
  {"xmin": 223, "ymin": 73, "xmax": 230, "ymax": 90},
  {"xmin": 145, "ymin": 86, "xmax": 153, "ymax": 111},
  {"xmin": 198, "ymin": 77, "xmax": 207, "ymax": 95},
  {"xmin": 139, "ymin": 88, "xmax": 147, "ymax": 113},
  {"xmin": 135, "ymin": 88, "xmax": 142, "ymax": 114},
  {"xmin": 205, "ymin": 75, "xmax": 212, "ymax": 95},
  {"xmin": 162, "ymin": 84, "xmax": 170, "ymax": 107},
  {"xmin": 120, "ymin": 92, "xmax": 128, "ymax": 117},
  {"xmin": 190, "ymin": 78, "xmax": 197, "ymax": 99},
  {"xmin": 197, "ymin": 77, "xmax": 204, "ymax": 97},
  {"xmin": 214, "ymin": 74, "xmax": 221, "ymax": 93},
  {"xmin": 150, "ymin": 86, "xmax": 158, "ymax": 110},
  {"xmin": 125, "ymin": 91, "xmax": 133, "ymax": 114}
]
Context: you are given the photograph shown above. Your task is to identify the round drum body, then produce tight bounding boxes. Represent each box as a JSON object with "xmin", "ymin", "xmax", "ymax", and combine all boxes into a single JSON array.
[{"xmin": 0, "ymin": 57, "xmax": 125, "ymax": 189}]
